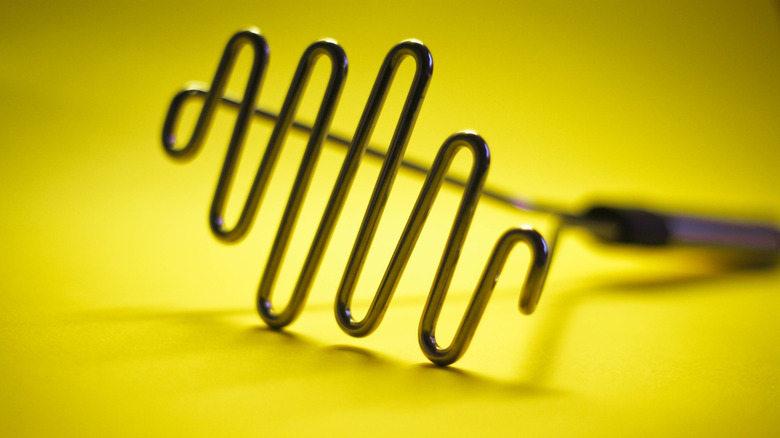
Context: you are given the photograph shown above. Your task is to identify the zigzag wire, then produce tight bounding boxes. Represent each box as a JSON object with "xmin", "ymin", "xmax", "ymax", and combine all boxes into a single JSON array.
[{"xmin": 162, "ymin": 29, "xmax": 552, "ymax": 365}]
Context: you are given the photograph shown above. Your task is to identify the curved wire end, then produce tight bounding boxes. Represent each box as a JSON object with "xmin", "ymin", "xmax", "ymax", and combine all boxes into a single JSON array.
[
  {"xmin": 161, "ymin": 30, "xmax": 268, "ymax": 163},
  {"xmin": 514, "ymin": 226, "xmax": 551, "ymax": 315},
  {"xmin": 420, "ymin": 223, "xmax": 551, "ymax": 367}
]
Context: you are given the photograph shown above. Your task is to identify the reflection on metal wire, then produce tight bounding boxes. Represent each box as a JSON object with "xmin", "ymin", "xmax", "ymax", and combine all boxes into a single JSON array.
[{"xmin": 162, "ymin": 28, "xmax": 551, "ymax": 365}]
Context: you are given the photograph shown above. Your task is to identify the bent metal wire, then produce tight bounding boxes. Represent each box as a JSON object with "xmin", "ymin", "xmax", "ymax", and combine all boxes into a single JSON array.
[
  {"xmin": 162, "ymin": 28, "xmax": 549, "ymax": 366},
  {"xmin": 162, "ymin": 28, "xmax": 780, "ymax": 366}
]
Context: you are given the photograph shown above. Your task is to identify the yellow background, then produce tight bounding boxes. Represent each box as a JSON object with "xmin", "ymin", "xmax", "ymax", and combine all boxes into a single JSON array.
[{"xmin": 2, "ymin": 0, "xmax": 779, "ymax": 435}]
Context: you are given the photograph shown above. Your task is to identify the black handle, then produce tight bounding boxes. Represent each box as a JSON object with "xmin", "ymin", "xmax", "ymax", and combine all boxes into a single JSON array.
[{"xmin": 578, "ymin": 205, "xmax": 780, "ymax": 257}]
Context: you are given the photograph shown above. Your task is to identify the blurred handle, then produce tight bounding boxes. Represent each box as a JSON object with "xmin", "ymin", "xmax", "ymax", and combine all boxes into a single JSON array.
[{"xmin": 578, "ymin": 205, "xmax": 780, "ymax": 261}]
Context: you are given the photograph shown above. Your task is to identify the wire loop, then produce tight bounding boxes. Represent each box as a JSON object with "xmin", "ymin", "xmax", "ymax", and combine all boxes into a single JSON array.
[{"xmin": 163, "ymin": 30, "xmax": 551, "ymax": 365}]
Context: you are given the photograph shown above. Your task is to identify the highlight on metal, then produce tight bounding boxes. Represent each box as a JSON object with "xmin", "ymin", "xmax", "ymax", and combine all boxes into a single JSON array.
[{"xmin": 162, "ymin": 28, "xmax": 552, "ymax": 366}]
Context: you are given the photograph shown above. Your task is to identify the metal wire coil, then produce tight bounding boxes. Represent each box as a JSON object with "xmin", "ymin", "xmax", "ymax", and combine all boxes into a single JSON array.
[{"xmin": 162, "ymin": 28, "xmax": 551, "ymax": 366}]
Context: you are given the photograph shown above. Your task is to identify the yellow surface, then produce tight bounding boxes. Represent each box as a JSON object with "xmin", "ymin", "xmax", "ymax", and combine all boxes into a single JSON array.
[{"xmin": 2, "ymin": 0, "xmax": 779, "ymax": 436}]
